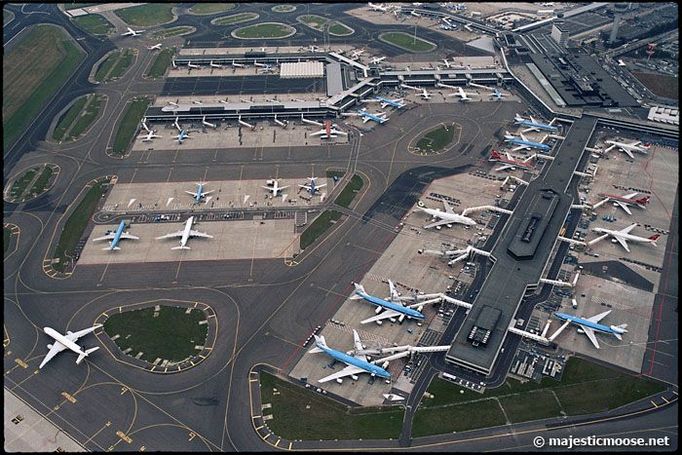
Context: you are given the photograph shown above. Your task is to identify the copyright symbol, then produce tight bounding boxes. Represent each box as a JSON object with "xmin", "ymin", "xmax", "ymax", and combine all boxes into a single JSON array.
[{"xmin": 534, "ymin": 436, "xmax": 545, "ymax": 448}]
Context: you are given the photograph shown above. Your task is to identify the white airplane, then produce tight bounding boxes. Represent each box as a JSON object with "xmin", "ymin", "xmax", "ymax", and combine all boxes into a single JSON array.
[
  {"xmin": 39, "ymin": 325, "xmax": 102, "ymax": 369},
  {"xmin": 209, "ymin": 60, "xmax": 222, "ymax": 68},
  {"xmin": 448, "ymin": 86, "xmax": 477, "ymax": 101},
  {"xmin": 591, "ymin": 192, "xmax": 650, "ymax": 215},
  {"xmin": 410, "ymin": 9, "xmax": 421, "ymax": 17},
  {"xmin": 588, "ymin": 223, "xmax": 660, "ymax": 253},
  {"xmin": 122, "ymin": 27, "xmax": 144, "ymax": 37},
  {"xmin": 309, "ymin": 120, "xmax": 348, "ymax": 139},
  {"xmin": 299, "ymin": 176, "xmax": 327, "ymax": 195},
  {"xmin": 185, "ymin": 182, "xmax": 214, "ymax": 204},
  {"xmin": 604, "ymin": 140, "xmax": 650, "ymax": 159},
  {"xmin": 139, "ymin": 119, "xmax": 161, "ymax": 141},
  {"xmin": 369, "ymin": 2, "xmax": 389, "ymax": 12},
  {"xmin": 370, "ymin": 56, "xmax": 387, "ymax": 64},
  {"xmin": 418, "ymin": 200, "xmax": 477, "ymax": 229},
  {"xmin": 147, "ymin": 43, "xmax": 162, "ymax": 50},
  {"xmin": 92, "ymin": 220, "xmax": 139, "ymax": 251},
  {"xmin": 350, "ymin": 49, "xmax": 365, "ymax": 60},
  {"xmin": 419, "ymin": 88, "xmax": 432, "ymax": 100},
  {"xmin": 551, "ymin": 311, "xmax": 627, "ymax": 349},
  {"xmin": 201, "ymin": 116, "xmax": 217, "ymax": 128},
  {"xmin": 156, "ymin": 216, "xmax": 213, "ymax": 250},
  {"xmin": 490, "ymin": 88, "xmax": 505, "ymax": 101},
  {"xmin": 442, "ymin": 58, "xmax": 452, "ymax": 68},
  {"xmin": 263, "ymin": 179, "xmax": 289, "ymax": 197}
]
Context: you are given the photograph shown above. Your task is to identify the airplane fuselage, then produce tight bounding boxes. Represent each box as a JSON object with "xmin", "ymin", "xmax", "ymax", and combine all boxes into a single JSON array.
[
  {"xmin": 109, "ymin": 221, "xmax": 127, "ymax": 249},
  {"xmin": 515, "ymin": 119, "xmax": 558, "ymax": 132},
  {"xmin": 44, "ymin": 327, "xmax": 86, "ymax": 354},
  {"xmin": 355, "ymin": 291, "xmax": 425, "ymax": 320},
  {"xmin": 319, "ymin": 345, "xmax": 391, "ymax": 379},
  {"xmin": 592, "ymin": 227, "xmax": 654, "ymax": 244},
  {"xmin": 180, "ymin": 217, "xmax": 194, "ymax": 247},
  {"xmin": 505, "ymin": 136, "xmax": 550, "ymax": 151},
  {"xmin": 553, "ymin": 312, "xmax": 624, "ymax": 337},
  {"xmin": 420, "ymin": 208, "xmax": 477, "ymax": 226}
]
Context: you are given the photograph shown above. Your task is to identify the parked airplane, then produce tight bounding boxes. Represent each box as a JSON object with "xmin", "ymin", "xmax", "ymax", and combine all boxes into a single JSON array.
[
  {"xmin": 448, "ymin": 86, "xmax": 477, "ymax": 101},
  {"xmin": 358, "ymin": 109, "xmax": 388, "ymax": 124},
  {"xmin": 591, "ymin": 192, "xmax": 650, "ymax": 215},
  {"xmin": 186, "ymin": 183, "xmax": 214, "ymax": 204},
  {"xmin": 175, "ymin": 129, "xmax": 190, "ymax": 144},
  {"xmin": 92, "ymin": 220, "xmax": 139, "ymax": 251},
  {"xmin": 604, "ymin": 140, "xmax": 650, "ymax": 159},
  {"xmin": 263, "ymin": 179, "xmax": 289, "ymax": 197},
  {"xmin": 156, "ymin": 216, "xmax": 213, "ymax": 250},
  {"xmin": 504, "ymin": 131, "xmax": 551, "ymax": 152},
  {"xmin": 418, "ymin": 200, "xmax": 477, "ymax": 229},
  {"xmin": 309, "ymin": 120, "xmax": 348, "ymax": 139},
  {"xmin": 442, "ymin": 58, "xmax": 452, "ymax": 68},
  {"xmin": 140, "ymin": 119, "xmax": 161, "ymax": 142},
  {"xmin": 490, "ymin": 88, "xmax": 505, "ymax": 101},
  {"xmin": 147, "ymin": 43, "xmax": 162, "ymax": 50},
  {"xmin": 350, "ymin": 49, "xmax": 365, "ymax": 60},
  {"xmin": 201, "ymin": 116, "xmax": 217, "ymax": 128},
  {"xmin": 489, "ymin": 150, "xmax": 535, "ymax": 172},
  {"xmin": 372, "ymin": 96, "xmax": 406, "ymax": 109},
  {"xmin": 588, "ymin": 223, "xmax": 660, "ymax": 253},
  {"xmin": 299, "ymin": 176, "xmax": 327, "ymax": 195},
  {"xmin": 350, "ymin": 282, "xmax": 441, "ymax": 324},
  {"xmin": 309, "ymin": 330, "xmax": 393, "ymax": 383},
  {"xmin": 368, "ymin": 2, "xmax": 389, "ymax": 12},
  {"xmin": 370, "ymin": 56, "xmax": 387, "ymax": 65},
  {"xmin": 513, "ymin": 114, "xmax": 558, "ymax": 133},
  {"xmin": 419, "ymin": 88, "xmax": 432, "ymax": 100},
  {"xmin": 552, "ymin": 311, "xmax": 627, "ymax": 349},
  {"xmin": 40, "ymin": 325, "xmax": 102, "ymax": 369},
  {"xmin": 122, "ymin": 27, "xmax": 144, "ymax": 37}
]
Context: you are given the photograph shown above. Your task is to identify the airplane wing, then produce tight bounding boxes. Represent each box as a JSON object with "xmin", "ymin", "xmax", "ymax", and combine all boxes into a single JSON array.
[
  {"xmin": 318, "ymin": 364, "xmax": 367, "ymax": 383},
  {"xmin": 520, "ymin": 132, "xmax": 528, "ymax": 142},
  {"xmin": 65, "ymin": 325, "xmax": 100, "ymax": 342},
  {"xmin": 620, "ymin": 223, "xmax": 638, "ymax": 235},
  {"xmin": 156, "ymin": 230, "xmax": 185, "ymax": 240},
  {"xmin": 361, "ymin": 309, "xmax": 402, "ymax": 324},
  {"xmin": 586, "ymin": 310, "xmax": 611, "ymax": 323},
  {"xmin": 581, "ymin": 326, "xmax": 600, "ymax": 349},
  {"xmin": 39, "ymin": 342, "xmax": 68, "ymax": 369},
  {"xmin": 614, "ymin": 200, "xmax": 632, "ymax": 215},
  {"xmin": 622, "ymin": 192, "xmax": 639, "ymax": 200},
  {"xmin": 184, "ymin": 191, "xmax": 199, "ymax": 197},
  {"xmin": 604, "ymin": 144, "xmax": 616, "ymax": 153},
  {"xmin": 202, "ymin": 190, "xmax": 215, "ymax": 196},
  {"xmin": 612, "ymin": 235, "xmax": 631, "ymax": 252},
  {"xmin": 309, "ymin": 130, "xmax": 325, "ymax": 137},
  {"xmin": 92, "ymin": 233, "xmax": 116, "ymax": 242},
  {"xmin": 424, "ymin": 219, "xmax": 453, "ymax": 229},
  {"xmin": 622, "ymin": 148, "xmax": 634, "ymax": 159},
  {"xmin": 495, "ymin": 164, "xmax": 514, "ymax": 172},
  {"xmin": 588, "ymin": 233, "xmax": 609, "ymax": 245},
  {"xmin": 522, "ymin": 126, "xmax": 536, "ymax": 133},
  {"xmin": 189, "ymin": 230, "xmax": 213, "ymax": 239},
  {"xmin": 388, "ymin": 280, "xmax": 400, "ymax": 302},
  {"xmin": 315, "ymin": 183, "xmax": 327, "ymax": 189},
  {"xmin": 119, "ymin": 233, "xmax": 140, "ymax": 240},
  {"xmin": 592, "ymin": 197, "xmax": 610, "ymax": 208},
  {"xmin": 632, "ymin": 141, "xmax": 641, "ymax": 146},
  {"xmin": 529, "ymin": 115, "xmax": 536, "ymax": 123},
  {"xmin": 352, "ymin": 330, "xmax": 365, "ymax": 354},
  {"xmin": 512, "ymin": 145, "xmax": 527, "ymax": 152},
  {"xmin": 362, "ymin": 117, "xmax": 370, "ymax": 123},
  {"xmin": 442, "ymin": 200, "xmax": 455, "ymax": 214}
]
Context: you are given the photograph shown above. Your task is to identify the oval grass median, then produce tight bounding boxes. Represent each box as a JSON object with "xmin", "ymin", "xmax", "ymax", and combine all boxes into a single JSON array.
[
  {"xmin": 297, "ymin": 15, "xmax": 354, "ymax": 36},
  {"xmin": 52, "ymin": 93, "xmax": 105, "ymax": 142},
  {"xmin": 145, "ymin": 47, "xmax": 175, "ymax": 79},
  {"xmin": 5, "ymin": 164, "xmax": 59, "ymax": 203},
  {"xmin": 151, "ymin": 26, "xmax": 195, "ymax": 38},
  {"xmin": 188, "ymin": 3, "xmax": 236, "ymax": 16},
  {"xmin": 212, "ymin": 12, "xmax": 259, "ymax": 26},
  {"xmin": 94, "ymin": 48, "xmax": 135, "ymax": 83},
  {"xmin": 72, "ymin": 14, "xmax": 114, "ymax": 36},
  {"xmin": 379, "ymin": 31, "xmax": 436, "ymax": 53},
  {"xmin": 112, "ymin": 97, "xmax": 151, "ymax": 156},
  {"xmin": 272, "ymin": 5, "xmax": 297, "ymax": 13},
  {"xmin": 414, "ymin": 123, "xmax": 456, "ymax": 155},
  {"xmin": 114, "ymin": 3, "xmax": 176, "ymax": 27},
  {"xmin": 300, "ymin": 210, "xmax": 342, "ymax": 250},
  {"xmin": 232, "ymin": 22, "xmax": 296, "ymax": 40}
]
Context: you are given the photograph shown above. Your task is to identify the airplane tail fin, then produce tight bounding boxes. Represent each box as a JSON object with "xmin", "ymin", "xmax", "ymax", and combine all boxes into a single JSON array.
[
  {"xmin": 308, "ymin": 335, "xmax": 327, "ymax": 353},
  {"xmin": 490, "ymin": 150, "xmax": 502, "ymax": 160},
  {"xmin": 648, "ymin": 234, "xmax": 660, "ymax": 246},
  {"xmin": 349, "ymin": 282, "xmax": 366, "ymax": 299},
  {"xmin": 76, "ymin": 346, "xmax": 100, "ymax": 365},
  {"xmin": 636, "ymin": 196, "xmax": 651, "ymax": 205},
  {"xmin": 171, "ymin": 246, "xmax": 191, "ymax": 250}
]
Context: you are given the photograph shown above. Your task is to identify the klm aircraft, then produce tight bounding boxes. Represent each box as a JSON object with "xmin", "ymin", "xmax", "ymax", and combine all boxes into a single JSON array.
[
  {"xmin": 92, "ymin": 220, "xmax": 139, "ymax": 251},
  {"xmin": 350, "ymin": 282, "xmax": 441, "ymax": 324},
  {"xmin": 175, "ymin": 129, "xmax": 190, "ymax": 144},
  {"xmin": 551, "ymin": 310, "xmax": 628, "ymax": 349},
  {"xmin": 513, "ymin": 114, "xmax": 558, "ymax": 133},
  {"xmin": 308, "ymin": 330, "xmax": 392, "ymax": 383},
  {"xmin": 358, "ymin": 109, "xmax": 389, "ymax": 124},
  {"xmin": 504, "ymin": 131, "xmax": 551, "ymax": 152},
  {"xmin": 298, "ymin": 176, "xmax": 327, "ymax": 195},
  {"xmin": 491, "ymin": 88, "xmax": 505, "ymax": 101},
  {"xmin": 185, "ymin": 183, "xmax": 214, "ymax": 203},
  {"xmin": 373, "ymin": 96, "xmax": 406, "ymax": 109}
]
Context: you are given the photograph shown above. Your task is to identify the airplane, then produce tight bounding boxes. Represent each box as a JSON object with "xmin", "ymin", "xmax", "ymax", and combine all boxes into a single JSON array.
[
  {"xmin": 121, "ymin": 27, "xmax": 144, "ymax": 37},
  {"xmin": 155, "ymin": 216, "xmax": 213, "ymax": 250},
  {"xmin": 263, "ymin": 179, "xmax": 289, "ymax": 197},
  {"xmin": 372, "ymin": 96, "xmax": 406, "ymax": 109},
  {"xmin": 591, "ymin": 192, "xmax": 650, "ymax": 215},
  {"xmin": 513, "ymin": 114, "xmax": 558, "ymax": 133},
  {"xmin": 358, "ymin": 109, "xmax": 388, "ymax": 124},
  {"xmin": 370, "ymin": 56, "xmax": 387, "ymax": 64},
  {"xmin": 309, "ymin": 120, "xmax": 348, "ymax": 139},
  {"xmin": 488, "ymin": 150, "xmax": 535, "ymax": 172},
  {"xmin": 201, "ymin": 115, "xmax": 217, "ymax": 128},
  {"xmin": 448, "ymin": 86, "xmax": 477, "ymax": 102},
  {"xmin": 490, "ymin": 88, "xmax": 505, "ymax": 101},
  {"xmin": 552, "ymin": 311, "xmax": 627, "ymax": 349},
  {"xmin": 503, "ymin": 131, "xmax": 551, "ymax": 152},
  {"xmin": 604, "ymin": 140, "xmax": 650, "ymax": 159},
  {"xmin": 140, "ymin": 119, "xmax": 161, "ymax": 141},
  {"xmin": 147, "ymin": 43, "xmax": 162, "ymax": 50},
  {"xmin": 185, "ymin": 182, "xmax": 214, "ymax": 204},
  {"xmin": 410, "ymin": 9, "xmax": 421, "ymax": 17},
  {"xmin": 92, "ymin": 220, "xmax": 139, "ymax": 251},
  {"xmin": 175, "ymin": 129, "xmax": 190, "ymax": 144},
  {"xmin": 299, "ymin": 176, "xmax": 326, "ymax": 195},
  {"xmin": 187, "ymin": 61, "xmax": 201, "ymax": 69},
  {"xmin": 419, "ymin": 88, "xmax": 432, "ymax": 100},
  {"xmin": 308, "ymin": 330, "xmax": 393, "ymax": 384},
  {"xmin": 209, "ymin": 60, "xmax": 222, "ymax": 68},
  {"xmin": 442, "ymin": 58, "xmax": 452, "ymax": 68},
  {"xmin": 368, "ymin": 2, "xmax": 389, "ymax": 12},
  {"xmin": 588, "ymin": 223, "xmax": 660, "ymax": 253},
  {"xmin": 350, "ymin": 281, "xmax": 441, "ymax": 324},
  {"xmin": 417, "ymin": 199, "xmax": 477, "ymax": 229},
  {"xmin": 40, "ymin": 324, "xmax": 102, "ymax": 369}
]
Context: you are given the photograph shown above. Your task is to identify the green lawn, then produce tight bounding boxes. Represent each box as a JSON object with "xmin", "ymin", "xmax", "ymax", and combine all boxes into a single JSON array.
[
  {"xmin": 379, "ymin": 32, "xmax": 436, "ymax": 53},
  {"xmin": 146, "ymin": 48, "xmax": 175, "ymax": 78},
  {"xmin": 114, "ymin": 3, "xmax": 176, "ymax": 27},
  {"xmin": 29, "ymin": 166, "xmax": 55, "ymax": 197},
  {"xmin": 272, "ymin": 5, "xmax": 297, "ymax": 13},
  {"xmin": 108, "ymin": 49, "xmax": 134, "ymax": 79},
  {"xmin": 213, "ymin": 12, "xmax": 259, "ymax": 26},
  {"xmin": 189, "ymin": 3, "xmax": 236, "ymax": 15},
  {"xmin": 334, "ymin": 174, "xmax": 363, "ymax": 208},
  {"xmin": 260, "ymin": 372, "xmax": 403, "ymax": 440},
  {"xmin": 416, "ymin": 124, "xmax": 455, "ymax": 153},
  {"xmin": 52, "ymin": 180, "xmax": 109, "ymax": 272},
  {"xmin": 94, "ymin": 49, "xmax": 134, "ymax": 82},
  {"xmin": 298, "ymin": 14, "xmax": 327, "ymax": 30},
  {"xmin": 300, "ymin": 210, "xmax": 341, "ymax": 250},
  {"xmin": 9, "ymin": 167, "xmax": 39, "ymax": 200},
  {"xmin": 3, "ymin": 25, "xmax": 84, "ymax": 150},
  {"xmin": 112, "ymin": 97, "xmax": 151, "ymax": 155},
  {"xmin": 72, "ymin": 14, "xmax": 114, "ymax": 36},
  {"xmin": 328, "ymin": 21, "xmax": 353, "ymax": 36},
  {"xmin": 233, "ymin": 22, "xmax": 295, "ymax": 39},
  {"xmin": 3, "ymin": 227, "xmax": 11, "ymax": 253},
  {"xmin": 103, "ymin": 306, "xmax": 208, "ymax": 363},
  {"xmin": 413, "ymin": 398, "xmax": 506, "ymax": 437},
  {"xmin": 53, "ymin": 95, "xmax": 88, "ymax": 141},
  {"xmin": 68, "ymin": 94, "xmax": 105, "ymax": 139},
  {"xmin": 152, "ymin": 26, "xmax": 194, "ymax": 38},
  {"xmin": 414, "ymin": 358, "xmax": 667, "ymax": 437},
  {"xmin": 63, "ymin": 3, "xmax": 96, "ymax": 10}
]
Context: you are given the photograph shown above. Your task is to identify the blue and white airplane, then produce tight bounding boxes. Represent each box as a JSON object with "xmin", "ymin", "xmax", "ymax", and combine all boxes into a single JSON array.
[
  {"xmin": 350, "ymin": 281, "xmax": 441, "ymax": 324},
  {"xmin": 372, "ymin": 96, "xmax": 406, "ymax": 109},
  {"xmin": 490, "ymin": 88, "xmax": 505, "ymax": 101},
  {"xmin": 358, "ymin": 109, "xmax": 389, "ymax": 124},
  {"xmin": 299, "ymin": 176, "xmax": 327, "ymax": 196},
  {"xmin": 92, "ymin": 220, "xmax": 139, "ymax": 251},
  {"xmin": 514, "ymin": 114, "xmax": 558, "ymax": 133},
  {"xmin": 309, "ymin": 330, "xmax": 393, "ymax": 383},
  {"xmin": 173, "ymin": 116, "xmax": 192, "ymax": 144},
  {"xmin": 504, "ymin": 131, "xmax": 550, "ymax": 152},
  {"xmin": 551, "ymin": 310, "xmax": 628, "ymax": 349},
  {"xmin": 185, "ymin": 183, "xmax": 214, "ymax": 203}
]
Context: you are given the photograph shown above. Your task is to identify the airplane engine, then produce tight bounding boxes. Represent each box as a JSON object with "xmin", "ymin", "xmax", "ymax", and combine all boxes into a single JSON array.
[
  {"xmin": 376, "ymin": 320, "xmax": 383, "ymax": 325},
  {"xmin": 611, "ymin": 239, "xmax": 618, "ymax": 244},
  {"xmin": 351, "ymin": 374, "xmax": 359, "ymax": 381},
  {"xmin": 381, "ymin": 361, "xmax": 390, "ymax": 369},
  {"xmin": 577, "ymin": 328, "xmax": 585, "ymax": 334},
  {"xmin": 446, "ymin": 224, "xmax": 453, "ymax": 228},
  {"xmin": 47, "ymin": 344, "xmax": 53, "ymax": 349},
  {"xmin": 389, "ymin": 317, "xmax": 397, "ymax": 323},
  {"xmin": 375, "ymin": 306, "xmax": 383, "ymax": 314},
  {"xmin": 398, "ymin": 314, "xmax": 406, "ymax": 323},
  {"xmin": 336, "ymin": 378, "xmax": 343, "ymax": 384}
]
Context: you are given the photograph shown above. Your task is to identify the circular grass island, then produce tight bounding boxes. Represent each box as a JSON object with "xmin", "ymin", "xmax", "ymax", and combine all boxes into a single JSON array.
[
  {"xmin": 232, "ymin": 22, "xmax": 296, "ymax": 39},
  {"xmin": 151, "ymin": 25, "xmax": 196, "ymax": 38},
  {"xmin": 4, "ymin": 163, "xmax": 60, "ymax": 203},
  {"xmin": 379, "ymin": 31, "xmax": 437, "ymax": 53},
  {"xmin": 272, "ymin": 5, "xmax": 297, "ymax": 13},
  {"xmin": 296, "ymin": 14, "xmax": 354, "ymax": 36},
  {"xmin": 103, "ymin": 304, "xmax": 211, "ymax": 368},
  {"xmin": 188, "ymin": 3, "xmax": 236, "ymax": 16},
  {"xmin": 411, "ymin": 123, "xmax": 458, "ymax": 155},
  {"xmin": 212, "ymin": 12, "xmax": 259, "ymax": 26}
]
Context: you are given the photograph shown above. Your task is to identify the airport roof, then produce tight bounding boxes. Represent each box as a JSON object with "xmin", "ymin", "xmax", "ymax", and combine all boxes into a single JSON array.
[{"xmin": 280, "ymin": 61, "xmax": 324, "ymax": 79}]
